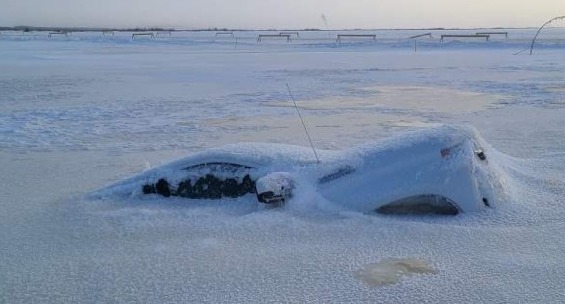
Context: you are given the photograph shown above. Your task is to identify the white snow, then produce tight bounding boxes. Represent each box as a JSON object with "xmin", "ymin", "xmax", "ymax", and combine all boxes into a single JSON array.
[{"xmin": 2, "ymin": 29, "xmax": 565, "ymax": 303}]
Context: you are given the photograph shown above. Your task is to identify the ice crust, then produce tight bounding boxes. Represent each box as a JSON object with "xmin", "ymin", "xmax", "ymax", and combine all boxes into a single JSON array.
[{"xmin": 2, "ymin": 29, "xmax": 565, "ymax": 303}]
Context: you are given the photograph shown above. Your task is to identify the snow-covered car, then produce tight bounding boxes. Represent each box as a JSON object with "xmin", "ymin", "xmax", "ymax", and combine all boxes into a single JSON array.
[{"xmin": 95, "ymin": 125, "xmax": 504, "ymax": 215}]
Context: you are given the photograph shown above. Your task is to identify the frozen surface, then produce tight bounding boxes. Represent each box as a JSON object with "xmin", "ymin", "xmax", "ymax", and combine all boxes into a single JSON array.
[
  {"xmin": 355, "ymin": 258, "xmax": 437, "ymax": 287},
  {"xmin": 2, "ymin": 29, "xmax": 565, "ymax": 303}
]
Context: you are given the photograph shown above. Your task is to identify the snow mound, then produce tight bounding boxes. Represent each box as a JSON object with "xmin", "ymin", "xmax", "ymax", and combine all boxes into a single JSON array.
[{"xmin": 92, "ymin": 125, "xmax": 510, "ymax": 215}]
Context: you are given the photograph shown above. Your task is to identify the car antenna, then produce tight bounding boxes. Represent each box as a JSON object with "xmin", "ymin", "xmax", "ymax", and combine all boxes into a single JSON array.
[{"xmin": 286, "ymin": 83, "xmax": 320, "ymax": 164}]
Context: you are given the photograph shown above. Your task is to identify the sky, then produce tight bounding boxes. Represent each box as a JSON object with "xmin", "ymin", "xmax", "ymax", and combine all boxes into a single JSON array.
[{"xmin": 1, "ymin": 0, "xmax": 565, "ymax": 29}]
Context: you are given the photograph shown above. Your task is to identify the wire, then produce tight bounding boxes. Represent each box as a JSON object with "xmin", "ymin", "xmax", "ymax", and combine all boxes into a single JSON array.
[{"xmin": 286, "ymin": 83, "xmax": 320, "ymax": 164}]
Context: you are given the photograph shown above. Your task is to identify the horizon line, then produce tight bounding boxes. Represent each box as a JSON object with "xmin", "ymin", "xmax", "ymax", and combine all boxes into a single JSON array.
[{"xmin": 0, "ymin": 25, "xmax": 544, "ymax": 32}]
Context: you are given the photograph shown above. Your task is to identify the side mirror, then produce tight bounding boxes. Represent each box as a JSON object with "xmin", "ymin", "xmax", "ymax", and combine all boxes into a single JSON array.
[{"xmin": 255, "ymin": 172, "xmax": 295, "ymax": 205}]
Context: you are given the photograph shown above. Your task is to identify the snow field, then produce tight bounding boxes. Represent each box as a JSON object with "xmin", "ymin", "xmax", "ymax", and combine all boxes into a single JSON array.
[{"xmin": 1, "ymin": 29, "xmax": 565, "ymax": 303}]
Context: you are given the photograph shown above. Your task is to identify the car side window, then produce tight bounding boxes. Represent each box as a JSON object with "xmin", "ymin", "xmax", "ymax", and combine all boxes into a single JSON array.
[
  {"xmin": 318, "ymin": 166, "xmax": 355, "ymax": 184},
  {"xmin": 143, "ymin": 162, "xmax": 257, "ymax": 199}
]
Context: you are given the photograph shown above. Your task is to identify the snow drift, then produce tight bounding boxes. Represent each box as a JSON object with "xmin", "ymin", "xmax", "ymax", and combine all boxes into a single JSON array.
[{"xmin": 93, "ymin": 124, "xmax": 508, "ymax": 215}]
